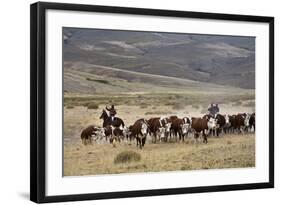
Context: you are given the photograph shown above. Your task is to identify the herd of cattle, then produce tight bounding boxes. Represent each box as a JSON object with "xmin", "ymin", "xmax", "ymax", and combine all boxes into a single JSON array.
[{"xmin": 81, "ymin": 109, "xmax": 255, "ymax": 149}]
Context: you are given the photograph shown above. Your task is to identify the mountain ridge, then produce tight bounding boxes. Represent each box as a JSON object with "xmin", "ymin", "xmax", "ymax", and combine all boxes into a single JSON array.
[{"xmin": 63, "ymin": 28, "xmax": 255, "ymax": 89}]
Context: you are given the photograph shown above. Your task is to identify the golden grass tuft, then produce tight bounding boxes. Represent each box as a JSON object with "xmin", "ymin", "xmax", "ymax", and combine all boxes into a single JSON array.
[{"xmin": 114, "ymin": 150, "xmax": 141, "ymax": 164}]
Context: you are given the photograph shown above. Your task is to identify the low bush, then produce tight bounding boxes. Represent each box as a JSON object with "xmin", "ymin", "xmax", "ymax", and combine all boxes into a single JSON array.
[
  {"xmin": 114, "ymin": 151, "xmax": 141, "ymax": 164},
  {"xmin": 87, "ymin": 103, "xmax": 99, "ymax": 109}
]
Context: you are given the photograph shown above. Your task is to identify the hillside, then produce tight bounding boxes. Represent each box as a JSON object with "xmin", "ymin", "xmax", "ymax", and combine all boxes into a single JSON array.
[
  {"xmin": 64, "ymin": 62, "xmax": 248, "ymax": 95},
  {"xmin": 63, "ymin": 28, "xmax": 255, "ymax": 89}
]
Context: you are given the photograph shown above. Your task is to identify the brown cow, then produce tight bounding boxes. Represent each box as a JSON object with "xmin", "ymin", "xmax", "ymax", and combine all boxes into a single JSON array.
[
  {"xmin": 126, "ymin": 125, "xmax": 134, "ymax": 142},
  {"xmin": 130, "ymin": 119, "xmax": 148, "ymax": 149},
  {"xmin": 80, "ymin": 125, "xmax": 105, "ymax": 145},
  {"xmin": 191, "ymin": 117, "xmax": 209, "ymax": 143},
  {"xmin": 215, "ymin": 114, "xmax": 226, "ymax": 137},
  {"xmin": 191, "ymin": 116, "xmax": 217, "ymax": 143},
  {"xmin": 148, "ymin": 117, "xmax": 171, "ymax": 143},
  {"xmin": 113, "ymin": 127, "xmax": 126, "ymax": 141},
  {"xmin": 249, "ymin": 113, "xmax": 255, "ymax": 132},
  {"xmin": 224, "ymin": 114, "xmax": 235, "ymax": 134},
  {"xmin": 169, "ymin": 115, "xmax": 178, "ymax": 141},
  {"xmin": 228, "ymin": 114, "xmax": 236, "ymax": 133},
  {"xmin": 202, "ymin": 114, "xmax": 212, "ymax": 120},
  {"xmin": 170, "ymin": 117, "xmax": 191, "ymax": 142},
  {"xmin": 202, "ymin": 114, "xmax": 218, "ymax": 136},
  {"xmin": 233, "ymin": 113, "xmax": 250, "ymax": 134},
  {"xmin": 103, "ymin": 125, "xmax": 113, "ymax": 141},
  {"xmin": 104, "ymin": 125, "xmax": 124, "ymax": 144},
  {"xmin": 169, "ymin": 115, "xmax": 178, "ymax": 122}
]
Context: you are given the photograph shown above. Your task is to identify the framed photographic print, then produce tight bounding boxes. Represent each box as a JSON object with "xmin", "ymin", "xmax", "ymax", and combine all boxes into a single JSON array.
[{"xmin": 30, "ymin": 1, "xmax": 274, "ymax": 203}]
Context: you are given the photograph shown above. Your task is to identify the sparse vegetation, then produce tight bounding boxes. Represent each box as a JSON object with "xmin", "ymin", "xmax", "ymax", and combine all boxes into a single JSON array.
[
  {"xmin": 244, "ymin": 101, "xmax": 255, "ymax": 107},
  {"xmin": 86, "ymin": 77, "xmax": 111, "ymax": 85},
  {"xmin": 139, "ymin": 105, "xmax": 148, "ymax": 109},
  {"xmin": 192, "ymin": 104, "xmax": 200, "ymax": 109},
  {"xmin": 64, "ymin": 91, "xmax": 255, "ymax": 108},
  {"xmin": 114, "ymin": 151, "xmax": 141, "ymax": 164},
  {"xmin": 64, "ymin": 135, "xmax": 255, "ymax": 176},
  {"xmin": 164, "ymin": 102, "xmax": 174, "ymax": 106},
  {"xmin": 87, "ymin": 103, "xmax": 99, "ymax": 109},
  {"xmin": 145, "ymin": 111, "xmax": 170, "ymax": 115},
  {"xmin": 200, "ymin": 109, "xmax": 206, "ymax": 114},
  {"xmin": 172, "ymin": 103, "xmax": 185, "ymax": 110},
  {"xmin": 139, "ymin": 102, "xmax": 148, "ymax": 109},
  {"xmin": 232, "ymin": 101, "xmax": 242, "ymax": 106}
]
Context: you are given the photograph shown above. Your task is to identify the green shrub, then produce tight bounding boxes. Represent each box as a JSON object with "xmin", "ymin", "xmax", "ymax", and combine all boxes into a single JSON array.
[{"xmin": 114, "ymin": 151, "xmax": 141, "ymax": 164}]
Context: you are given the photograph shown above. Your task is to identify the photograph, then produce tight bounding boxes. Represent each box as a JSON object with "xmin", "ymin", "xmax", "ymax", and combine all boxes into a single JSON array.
[{"xmin": 63, "ymin": 28, "xmax": 256, "ymax": 176}]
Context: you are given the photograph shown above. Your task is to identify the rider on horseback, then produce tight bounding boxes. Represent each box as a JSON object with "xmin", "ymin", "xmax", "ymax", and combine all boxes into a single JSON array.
[
  {"xmin": 106, "ymin": 105, "xmax": 117, "ymax": 122},
  {"xmin": 208, "ymin": 103, "xmax": 219, "ymax": 117}
]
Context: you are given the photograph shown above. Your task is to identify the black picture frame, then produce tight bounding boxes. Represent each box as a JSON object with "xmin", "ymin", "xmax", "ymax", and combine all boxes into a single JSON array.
[{"xmin": 30, "ymin": 1, "xmax": 274, "ymax": 203}]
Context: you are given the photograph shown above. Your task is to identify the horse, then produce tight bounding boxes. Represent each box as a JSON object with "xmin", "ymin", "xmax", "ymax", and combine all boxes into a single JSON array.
[{"xmin": 99, "ymin": 109, "xmax": 125, "ymax": 128}]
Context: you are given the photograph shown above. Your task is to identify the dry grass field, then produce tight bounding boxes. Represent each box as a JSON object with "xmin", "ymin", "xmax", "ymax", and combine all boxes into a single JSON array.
[
  {"xmin": 64, "ymin": 134, "xmax": 255, "ymax": 176},
  {"xmin": 63, "ymin": 90, "xmax": 255, "ymax": 176}
]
